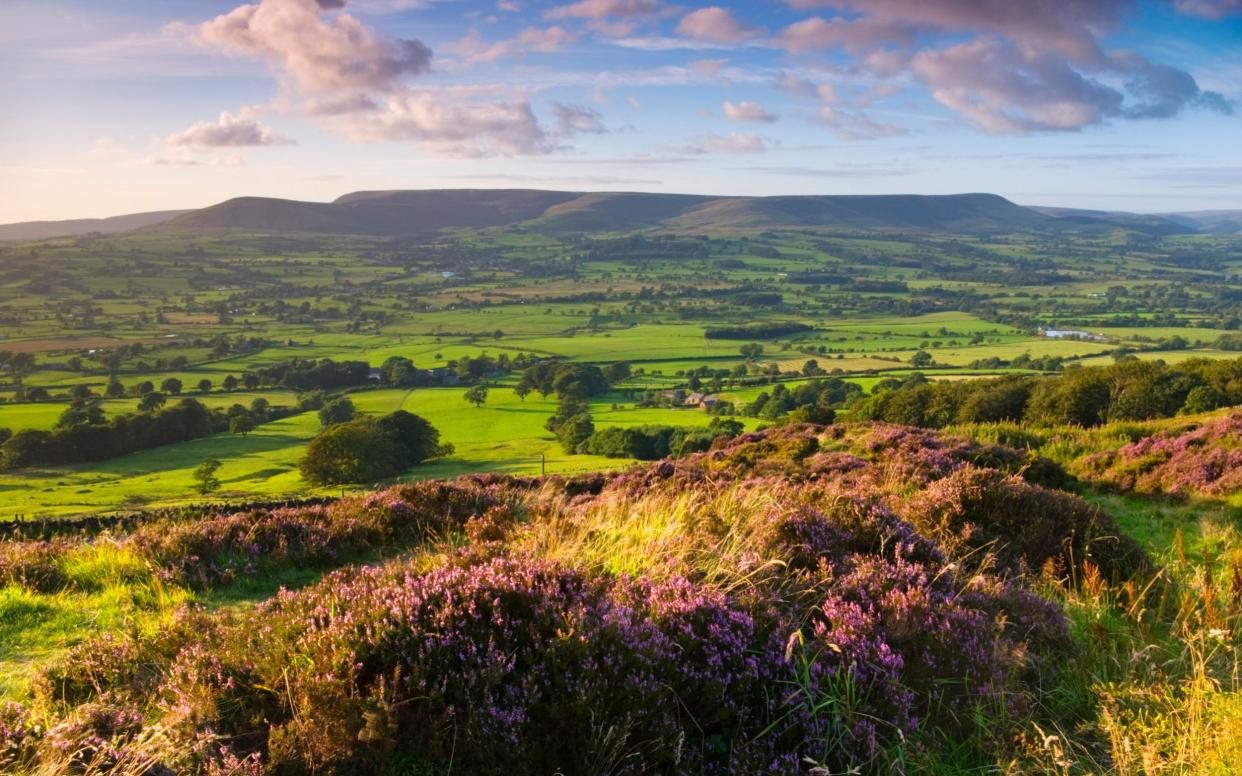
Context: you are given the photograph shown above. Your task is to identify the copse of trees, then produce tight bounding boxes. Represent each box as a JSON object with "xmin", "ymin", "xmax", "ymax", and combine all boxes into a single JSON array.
[
  {"xmin": 0, "ymin": 398, "xmax": 215, "ymax": 470},
  {"xmin": 248, "ymin": 358, "xmax": 372, "ymax": 391},
  {"xmin": 519, "ymin": 362, "xmax": 613, "ymax": 400},
  {"xmin": 705, "ymin": 322, "xmax": 813, "ymax": 340},
  {"xmin": 852, "ymin": 357, "xmax": 1242, "ymax": 429},
  {"xmin": 742, "ymin": 378, "xmax": 861, "ymax": 423},
  {"xmin": 299, "ymin": 410, "xmax": 451, "ymax": 485},
  {"xmin": 577, "ymin": 418, "xmax": 745, "ymax": 460},
  {"xmin": 0, "ymin": 395, "xmax": 306, "ymax": 471}
]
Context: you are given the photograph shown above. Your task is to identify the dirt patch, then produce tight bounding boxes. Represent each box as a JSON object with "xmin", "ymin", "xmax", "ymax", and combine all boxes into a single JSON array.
[{"xmin": 0, "ymin": 336, "xmax": 171, "ymax": 354}]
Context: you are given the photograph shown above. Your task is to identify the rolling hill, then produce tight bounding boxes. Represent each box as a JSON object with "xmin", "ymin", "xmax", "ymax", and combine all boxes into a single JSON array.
[
  {"xmin": 0, "ymin": 209, "xmax": 190, "ymax": 241},
  {"xmin": 6, "ymin": 191, "xmax": 1234, "ymax": 240},
  {"xmin": 160, "ymin": 189, "xmax": 1076, "ymax": 235},
  {"xmin": 1161, "ymin": 210, "xmax": 1242, "ymax": 234}
]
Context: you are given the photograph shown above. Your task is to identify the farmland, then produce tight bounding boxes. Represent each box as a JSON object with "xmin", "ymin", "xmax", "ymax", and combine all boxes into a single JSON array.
[{"xmin": 3, "ymin": 222, "xmax": 1241, "ymax": 516}]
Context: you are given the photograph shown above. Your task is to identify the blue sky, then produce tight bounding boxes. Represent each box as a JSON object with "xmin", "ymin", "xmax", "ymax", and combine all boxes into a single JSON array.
[{"xmin": 1, "ymin": 0, "xmax": 1240, "ymax": 221}]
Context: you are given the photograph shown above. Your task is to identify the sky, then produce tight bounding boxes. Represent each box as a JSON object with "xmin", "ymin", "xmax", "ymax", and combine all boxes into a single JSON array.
[{"xmin": 1, "ymin": 0, "xmax": 1240, "ymax": 222}]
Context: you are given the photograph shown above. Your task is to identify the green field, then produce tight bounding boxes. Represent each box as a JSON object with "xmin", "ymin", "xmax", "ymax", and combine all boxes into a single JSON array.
[{"xmin": 1, "ymin": 224, "xmax": 1241, "ymax": 516}]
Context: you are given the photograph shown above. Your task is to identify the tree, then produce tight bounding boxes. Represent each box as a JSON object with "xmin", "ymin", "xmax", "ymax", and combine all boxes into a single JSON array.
[
  {"xmin": 380, "ymin": 355, "xmax": 418, "ymax": 387},
  {"xmin": 464, "ymin": 384, "xmax": 489, "ymax": 408},
  {"xmin": 56, "ymin": 399, "xmax": 106, "ymax": 429},
  {"xmin": 514, "ymin": 383, "xmax": 532, "ymax": 402},
  {"xmin": 603, "ymin": 361, "xmax": 632, "ymax": 384},
  {"xmin": 556, "ymin": 413, "xmax": 594, "ymax": 453},
  {"xmin": 378, "ymin": 410, "xmax": 449, "ymax": 464},
  {"xmin": 222, "ymin": 375, "xmax": 239, "ymax": 391},
  {"xmin": 299, "ymin": 411, "xmax": 447, "ymax": 485},
  {"xmin": 7, "ymin": 352, "xmax": 35, "ymax": 399},
  {"xmin": 242, "ymin": 372, "xmax": 260, "ymax": 390},
  {"xmin": 138, "ymin": 391, "xmax": 167, "ymax": 412},
  {"xmin": 193, "ymin": 458, "xmax": 222, "ymax": 495},
  {"xmin": 105, "ymin": 380, "xmax": 125, "ymax": 398},
  {"xmin": 910, "ymin": 350, "xmax": 934, "ymax": 368},
  {"xmin": 249, "ymin": 397, "xmax": 271, "ymax": 421},
  {"xmin": 740, "ymin": 343, "xmax": 764, "ymax": 361},
  {"xmin": 229, "ymin": 414, "xmax": 256, "ymax": 436},
  {"xmin": 319, "ymin": 396, "xmax": 357, "ymax": 428},
  {"xmin": 161, "ymin": 378, "xmax": 183, "ymax": 396},
  {"xmin": 197, "ymin": 378, "xmax": 212, "ymax": 394}
]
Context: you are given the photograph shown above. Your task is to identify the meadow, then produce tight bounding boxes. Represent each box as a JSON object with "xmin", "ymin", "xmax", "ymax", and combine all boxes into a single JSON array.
[{"xmin": 3, "ymin": 223, "xmax": 1239, "ymax": 516}]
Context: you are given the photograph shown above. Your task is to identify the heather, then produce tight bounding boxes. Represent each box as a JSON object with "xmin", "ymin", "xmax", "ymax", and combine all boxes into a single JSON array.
[
  {"xmin": 6, "ymin": 420, "xmax": 1242, "ymax": 774},
  {"xmin": 1073, "ymin": 412, "xmax": 1242, "ymax": 499}
]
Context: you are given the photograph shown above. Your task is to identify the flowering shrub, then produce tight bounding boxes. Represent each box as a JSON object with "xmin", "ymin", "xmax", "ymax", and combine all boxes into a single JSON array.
[
  {"xmin": 0, "ymin": 701, "xmax": 39, "ymax": 771},
  {"xmin": 904, "ymin": 465, "xmax": 1146, "ymax": 578},
  {"xmin": 1076, "ymin": 412, "xmax": 1242, "ymax": 498},
  {"xmin": 0, "ymin": 538, "xmax": 71, "ymax": 593},
  {"xmin": 13, "ymin": 422, "xmax": 1151, "ymax": 773}
]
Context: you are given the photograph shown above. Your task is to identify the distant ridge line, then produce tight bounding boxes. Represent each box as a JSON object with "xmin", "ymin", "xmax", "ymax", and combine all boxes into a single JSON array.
[{"xmin": 4, "ymin": 190, "xmax": 1235, "ymax": 240}]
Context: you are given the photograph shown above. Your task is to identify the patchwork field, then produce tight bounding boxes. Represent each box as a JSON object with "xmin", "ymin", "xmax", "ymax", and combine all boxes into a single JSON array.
[{"xmin": 1, "ymin": 224, "xmax": 1240, "ymax": 518}]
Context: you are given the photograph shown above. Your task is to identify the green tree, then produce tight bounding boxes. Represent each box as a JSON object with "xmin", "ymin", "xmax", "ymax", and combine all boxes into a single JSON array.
[
  {"xmin": 464, "ymin": 384, "xmax": 489, "ymax": 408},
  {"xmin": 229, "ymin": 414, "xmax": 256, "ymax": 436},
  {"xmin": 161, "ymin": 378, "xmax": 183, "ymax": 395},
  {"xmin": 909, "ymin": 350, "xmax": 934, "ymax": 368},
  {"xmin": 514, "ymin": 383, "xmax": 532, "ymax": 402},
  {"xmin": 56, "ymin": 399, "xmax": 106, "ymax": 429},
  {"xmin": 196, "ymin": 378, "xmax": 212, "ymax": 394},
  {"xmin": 138, "ymin": 391, "xmax": 167, "ymax": 412},
  {"xmin": 299, "ymin": 412, "xmax": 447, "ymax": 485},
  {"xmin": 319, "ymin": 397, "xmax": 357, "ymax": 428},
  {"xmin": 193, "ymin": 458, "xmax": 222, "ymax": 495},
  {"xmin": 739, "ymin": 343, "xmax": 764, "ymax": 361},
  {"xmin": 250, "ymin": 397, "xmax": 271, "ymax": 421},
  {"xmin": 556, "ymin": 413, "xmax": 595, "ymax": 454}
]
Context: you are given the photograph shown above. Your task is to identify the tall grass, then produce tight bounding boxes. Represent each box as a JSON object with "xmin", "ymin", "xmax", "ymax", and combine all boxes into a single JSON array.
[{"xmin": 1026, "ymin": 507, "xmax": 1242, "ymax": 773}]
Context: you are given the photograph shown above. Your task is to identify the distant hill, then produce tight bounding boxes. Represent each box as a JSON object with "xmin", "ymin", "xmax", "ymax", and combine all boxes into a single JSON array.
[
  {"xmin": 7, "ymin": 192, "xmax": 1236, "ymax": 240},
  {"xmin": 1026, "ymin": 206, "xmax": 1195, "ymax": 237},
  {"xmin": 1161, "ymin": 210, "xmax": 1242, "ymax": 235},
  {"xmin": 670, "ymin": 193, "xmax": 1048, "ymax": 231},
  {"xmin": 163, "ymin": 189, "xmax": 1070, "ymax": 235},
  {"xmin": 0, "ymin": 210, "xmax": 189, "ymax": 241}
]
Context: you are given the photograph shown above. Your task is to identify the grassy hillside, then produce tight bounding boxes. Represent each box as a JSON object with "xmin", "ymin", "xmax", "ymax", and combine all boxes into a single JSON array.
[
  {"xmin": 1, "ymin": 419, "xmax": 1238, "ymax": 774},
  {"xmin": 159, "ymin": 189, "xmax": 1074, "ymax": 235},
  {"xmin": 0, "ymin": 210, "xmax": 189, "ymax": 242}
]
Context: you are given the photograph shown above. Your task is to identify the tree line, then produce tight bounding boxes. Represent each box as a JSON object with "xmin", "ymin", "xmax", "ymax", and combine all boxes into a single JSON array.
[{"xmin": 852, "ymin": 357, "xmax": 1242, "ymax": 428}]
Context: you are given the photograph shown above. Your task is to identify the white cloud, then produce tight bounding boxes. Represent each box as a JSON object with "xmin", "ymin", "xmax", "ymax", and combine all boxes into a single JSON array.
[
  {"xmin": 167, "ymin": 111, "xmax": 294, "ymax": 148},
  {"xmin": 195, "ymin": 0, "xmax": 567, "ymax": 157},
  {"xmin": 723, "ymin": 100, "xmax": 778, "ymax": 123},
  {"xmin": 676, "ymin": 7, "xmax": 762, "ymax": 43}
]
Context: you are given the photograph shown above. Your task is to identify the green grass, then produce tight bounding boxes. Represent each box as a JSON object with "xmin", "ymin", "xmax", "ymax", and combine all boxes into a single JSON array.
[{"xmin": 0, "ymin": 386, "xmax": 754, "ymax": 517}]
